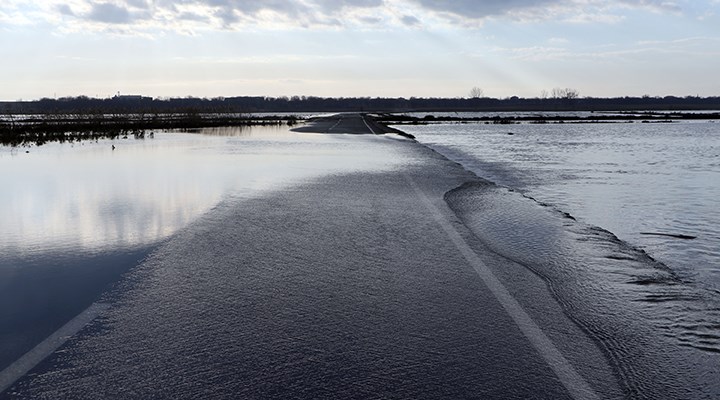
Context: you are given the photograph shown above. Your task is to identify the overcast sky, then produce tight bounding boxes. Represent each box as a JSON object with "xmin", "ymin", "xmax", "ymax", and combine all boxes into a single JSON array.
[{"xmin": 1, "ymin": 0, "xmax": 719, "ymax": 100}]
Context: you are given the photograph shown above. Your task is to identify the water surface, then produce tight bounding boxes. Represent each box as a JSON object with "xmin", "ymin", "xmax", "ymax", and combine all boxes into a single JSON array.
[
  {"xmin": 0, "ymin": 126, "xmax": 405, "ymax": 256},
  {"xmin": 399, "ymin": 120, "xmax": 720, "ymax": 396},
  {"xmin": 399, "ymin": 121, "xmax": 720, "ymax": 291},
  {"xmin": 0, "ymin": 125, "xmax": 409, "ymax": 371}
]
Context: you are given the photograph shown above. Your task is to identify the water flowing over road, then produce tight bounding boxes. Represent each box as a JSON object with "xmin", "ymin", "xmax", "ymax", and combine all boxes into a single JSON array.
[{"xmin": 3, "ymin": 114, "xmax": 696, "ymax": 399}]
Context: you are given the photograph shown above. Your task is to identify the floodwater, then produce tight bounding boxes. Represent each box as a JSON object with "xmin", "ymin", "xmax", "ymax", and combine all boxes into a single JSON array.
[
  {"xmin": 1, "ymin": 121, "xmax": 718, "ymax": 398},
  {"xmin": 0, "ymin": 126, "xmax": 410, "ymax": 373},
  {"xmin": 398, "ymin": 121, "xmax": 720, "ymax": 294},
  {"xmin": 400, "ymin": 120, "xmax": 720, "ymax": 396},
  {"xmin": 0, "ymin": 124, "xmax": 623, "ymax": 399},
  {"xmin": 0, "ymin": 125, "xmax": 405, "ymax": 256}
]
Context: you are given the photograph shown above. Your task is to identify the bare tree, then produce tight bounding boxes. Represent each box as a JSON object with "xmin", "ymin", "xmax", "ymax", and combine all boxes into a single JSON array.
[
  {"xmin": 469, "ymin": 87, "xmax": 484, "ymax": 99},
  {"xmin": 564, "ymin": 88, "xmax": 580, "ymax": 100},
  {"xmin": 540, "ymin": 89, "xmax": 549, "ymax": 99},
  {"xmin": 551, "ymin": 87, "xmax": 580, "ymax": 100}
]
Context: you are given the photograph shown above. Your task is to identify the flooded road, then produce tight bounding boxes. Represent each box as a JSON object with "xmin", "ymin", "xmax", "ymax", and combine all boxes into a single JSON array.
[{"xmin": 2, "ymin": 116, "xmax": 716, "ymax": 398}]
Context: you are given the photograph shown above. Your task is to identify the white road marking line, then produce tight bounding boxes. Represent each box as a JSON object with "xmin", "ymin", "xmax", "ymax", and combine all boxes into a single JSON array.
[
  {"xmin": 405, "ymin": 176, "xmax": 601, "ymax": 400},
  {"xmin": 361, "ymin": 115, "xmax": 377, "ymax": 134},
  {"xmin": 0, "ymin": 302, "xmax": 110, "ymax": 394},
  {"xmin": 0, "ymin": 171, "xmax": 599, "ymax": 399},
  {"xmin": 327, "ymin": 117, "xmax": 343, "ymax": 133}
]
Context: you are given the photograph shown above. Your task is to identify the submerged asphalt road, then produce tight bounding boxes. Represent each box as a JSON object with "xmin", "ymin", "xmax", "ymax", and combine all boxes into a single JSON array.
[
  {"xmin": 291, "ymin": 113, "xmax": 410, "ymax": 137},
  {"xmin": 2, "ymin": 115, "xmax": 623, "ymax": 399}
]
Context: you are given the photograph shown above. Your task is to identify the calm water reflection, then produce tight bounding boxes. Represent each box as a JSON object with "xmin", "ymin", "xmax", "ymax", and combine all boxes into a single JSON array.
[
  {"xmin": 0, "ymin": 126, "xmax": 404, "ymax": 258},
  {"xmin": 0, "ymin": 125, "xmax": 410, "ymax": 371}
]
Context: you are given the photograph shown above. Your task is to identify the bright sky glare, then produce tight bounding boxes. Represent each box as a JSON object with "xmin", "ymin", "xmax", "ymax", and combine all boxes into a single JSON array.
[{"xmin": 1, "ymin": 0, "xmax": 719, "ymax": 100}]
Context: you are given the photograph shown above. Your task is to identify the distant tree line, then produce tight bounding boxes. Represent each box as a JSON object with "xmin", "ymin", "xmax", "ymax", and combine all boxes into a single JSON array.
[{"xmin": 2, "ymin": 94, "xmax": 720, "ymax": 114}]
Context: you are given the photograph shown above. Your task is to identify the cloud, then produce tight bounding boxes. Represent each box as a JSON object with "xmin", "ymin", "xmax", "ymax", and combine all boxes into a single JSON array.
[
  {"xmin": 497, "ymin": 45, "xmax": 573, "ymax": 61},
  {"xmin": 400, "ymin": 15, "xmax": 421, "ymax": 26},
  {"xmin": 152, "ymin": 0, "xmax": 386, "ymax": 29},
  {"xmin": 406, "ymin": 0, "xmax": 689, "ymax": 23},
  {"xmin": 408, "ymin": 0, "xmax": 560, "ymax": 18},
  {"xmin": 312, "ymin": 0, "xmax": 384, "ymax": 11},
  {"xmin": 126, "ymin": 0, "xmax": 149, "ymax": 7},
  {"xmin": 491, "ymin": 36, "xmax": 720, "ymax": 63},
  {"xmin": 177, "ymin": 11, "xmax": 210, "ymax": 22},
  {"xmin": 208, "ymin": 0, "xmax": 301, "ymax": 17},
  {"xmin": 636, "ymin": 36, "xmax": 720, "ymax": 46},
  {"xmin": 616, "ymin": 0, "xmax": 683, "ymax": 13},
  {"xmin": 57, "ymin": 4, "xmax": 76, "ymax": 16},
  {"xmin": 87, "ymin": 3, "xmax": 132, "ymax": 24},
  {"xmin": 358, "ymin": 16, "xmax": 383, "ymax": 24},
  {"xmin": 0, "ymin": 0, "xmax": 703, "ymax": 34}
]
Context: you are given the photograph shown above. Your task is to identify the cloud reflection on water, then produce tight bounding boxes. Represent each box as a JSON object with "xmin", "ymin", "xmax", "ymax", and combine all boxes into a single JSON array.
[{"xmin": 0, "ymin": 126, "xmax": 408, "ymax": 258}]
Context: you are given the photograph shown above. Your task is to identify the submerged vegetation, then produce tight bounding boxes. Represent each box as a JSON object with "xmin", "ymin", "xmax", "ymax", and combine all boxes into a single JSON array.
[{"xmin": 0, "ymin": 111, "xmax": 301, "ymax": 146}]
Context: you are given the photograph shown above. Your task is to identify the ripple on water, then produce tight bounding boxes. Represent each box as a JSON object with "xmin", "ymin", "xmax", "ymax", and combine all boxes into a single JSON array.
[
  {"xmin": 401, "ymin": 122, "xmax": 720, "ymax": 300},
  {"xmin": 445, "ymin": 181, "xmax": 720, "ymax": 398}
]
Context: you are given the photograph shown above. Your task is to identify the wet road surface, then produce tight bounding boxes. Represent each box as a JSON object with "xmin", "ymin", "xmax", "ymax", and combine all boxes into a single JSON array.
[{"xmin": 1, "ymin": 115, "xmax": 622, "ymax": 399}]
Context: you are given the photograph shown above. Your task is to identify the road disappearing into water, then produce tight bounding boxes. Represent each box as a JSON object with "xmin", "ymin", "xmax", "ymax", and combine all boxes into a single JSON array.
[{"xmin": 2, "ymin": 115, "xmax": 623, "ymax": 399}]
